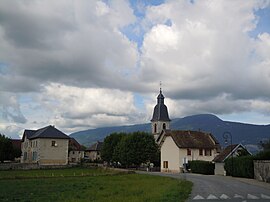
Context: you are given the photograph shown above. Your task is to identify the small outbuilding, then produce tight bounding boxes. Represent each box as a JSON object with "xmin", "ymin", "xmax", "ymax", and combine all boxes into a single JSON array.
[{"xmin": 213, "ymin": 144, "xmax": 251, "ymax": 175}]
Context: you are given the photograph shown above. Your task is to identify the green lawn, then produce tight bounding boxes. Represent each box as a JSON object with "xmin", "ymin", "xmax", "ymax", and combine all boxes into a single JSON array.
[{"xmin": 0, "ymin": 168, "xmax": 192, "ymax": 202}]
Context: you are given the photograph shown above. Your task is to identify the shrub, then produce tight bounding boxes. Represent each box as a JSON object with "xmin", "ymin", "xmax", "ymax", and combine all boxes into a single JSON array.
[
  {"xmin": 254, "ymin": 150, "xmax": 270, "ymax": 160},
  {"xmin": 224, "ymin": 156, "xmax": 254, "ymax": 178},
  {"xmin": 188, "ymin": 160, "xmax": 214, "ymax": 175}
]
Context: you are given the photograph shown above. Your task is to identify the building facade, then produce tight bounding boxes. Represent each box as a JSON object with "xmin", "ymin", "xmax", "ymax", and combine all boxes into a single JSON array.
[
  {"xmin": 21, "ymin": 125, "xmax": 70, "ymax": 165},
  {"xmin": 158, "ymin": 130, "xmax": 220, "ymax": 172},
  {"xmin": 69, "ymin": 138, "xmax": 85, "ymax": 164},
  {"xmin": 85, "ymin": 141, "xmax": 103, "ymax": 162}
]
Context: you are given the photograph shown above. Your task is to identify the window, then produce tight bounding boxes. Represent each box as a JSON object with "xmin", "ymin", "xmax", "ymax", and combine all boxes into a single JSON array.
[
  {"xmin": 51, "ymin": 141, "xmax": 56, "ymax": 147},
  {"xmin": 163, "ymin": 123, "xmax": 166, "ymax": 130},
  {"xmin": 199, "ymin": 149, "xmax": 203, "ymax": 156},
  {"xmin": 163, "ymin": 161, "xmax": 168, "ymax": 168},
  {"xmin": 23, "ymin": 152, "xmax": 27, "ymax": 161},
  {"xmin": 187, "ymin": 148, "xmax": 191, "ymax": 156},
  {"xmin": 205, "ymin": 149, "xmax": 212, "ymax": 156},
  {"xmin": 154, "ymin": 124, "xmax": 157, "ymax": 133},
  {"xmin": 32, "ymin": 152, "xmax": 37, "ymax": 161}
]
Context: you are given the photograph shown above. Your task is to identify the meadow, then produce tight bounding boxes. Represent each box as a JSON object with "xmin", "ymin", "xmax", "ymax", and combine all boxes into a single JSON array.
[{"xmin": 0, "ymin": 167, "xmax": 192, "ymax": 202}]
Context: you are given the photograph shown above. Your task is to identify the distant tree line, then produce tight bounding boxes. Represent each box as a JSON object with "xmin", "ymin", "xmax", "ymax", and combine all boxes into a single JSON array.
[
  {"xmin": 101, "ymin": 132, "xmax": 160, "ymax": 168},
  {"xmin": 0, "ymin": 134, "xmax": 21, "ymax": 162}
]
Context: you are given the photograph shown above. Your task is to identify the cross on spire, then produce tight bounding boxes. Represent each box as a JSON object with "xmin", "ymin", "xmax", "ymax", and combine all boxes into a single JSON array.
[{"xmin": 160, "ymin": 81, "xmax": 162, "ymax": 93}]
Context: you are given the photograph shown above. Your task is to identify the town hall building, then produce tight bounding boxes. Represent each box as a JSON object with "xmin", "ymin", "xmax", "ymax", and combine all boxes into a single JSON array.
[{"xmin": 151, "ymin": 88, "xmax": 220, "ymax": 172}]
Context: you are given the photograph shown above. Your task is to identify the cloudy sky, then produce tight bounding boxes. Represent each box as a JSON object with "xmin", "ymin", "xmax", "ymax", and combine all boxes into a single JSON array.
[{"xmin": 1, "ymin": 0, "xmax": 270, "ymax": 139}]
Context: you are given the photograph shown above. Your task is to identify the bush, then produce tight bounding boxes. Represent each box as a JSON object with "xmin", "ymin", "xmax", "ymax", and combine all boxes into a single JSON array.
[
  {"xmin": 188, "ymin": 160, "xmax": 215, "ymax": 175},
  {"xmin": 254, "ymin": 150, "xmax": 270, "ymax": 160},
  {"xmin": 224, "ymin": 156, "xmax": 254, "ymax": 178}
]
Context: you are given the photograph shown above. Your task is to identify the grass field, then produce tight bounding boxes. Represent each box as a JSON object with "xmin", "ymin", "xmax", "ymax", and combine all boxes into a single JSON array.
[{"xmin": 0, "ymin": 167, "xmax": 192, "ymax": 202}]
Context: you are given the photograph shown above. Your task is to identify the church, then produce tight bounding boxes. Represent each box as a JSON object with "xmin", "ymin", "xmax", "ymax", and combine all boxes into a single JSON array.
[{"xmin": 151, "ymin": 88, "xmax": 220, "ymax": 173}]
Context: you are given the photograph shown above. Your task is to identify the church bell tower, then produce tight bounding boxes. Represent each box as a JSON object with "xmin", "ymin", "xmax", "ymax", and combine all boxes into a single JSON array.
[{"xmin": 151, "ymin": 87, "xmax": 171, "ymax": 140}]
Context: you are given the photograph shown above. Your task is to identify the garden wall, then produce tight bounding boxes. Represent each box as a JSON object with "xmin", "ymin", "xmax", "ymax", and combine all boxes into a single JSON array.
[
  {"xmin": 0, "ymin": 163, "xmax": 73, "ymax": 170},
  {"xmin": 254, "ymin": 160, "xmax": 270, "ymax": 183}
]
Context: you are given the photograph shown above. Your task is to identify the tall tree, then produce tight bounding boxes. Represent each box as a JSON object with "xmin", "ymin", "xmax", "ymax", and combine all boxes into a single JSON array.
[
  {"xmin": 0, "ymin": 134, "xmax": 14, "ymax": 162},
  {"xmin": 101, "ymin": 132, "xmax": 125, "ymax": 163},
  {"xmin": 117, "ymin": 132, "xmax": 159, "ymax": 167},
  {"xmin": 259, "ymin": 139, "xmax": 270, "ymax": 151}
]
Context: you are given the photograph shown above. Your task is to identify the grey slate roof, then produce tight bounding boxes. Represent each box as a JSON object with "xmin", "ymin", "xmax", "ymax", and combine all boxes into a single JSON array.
[
  {"xmin": 86, "ymin": 141, "xmax": 103, "ymax": 151},
  {"xmin": 23, "ymin": 125, "xmax": 70, "ymax": 140},
  {"xmin": 151, "ymin": 89, "xmax": 171, "ymax": 122},
  {"xmin": 23, "ymin": 130, "xmax": 36, "ymax": 139}
]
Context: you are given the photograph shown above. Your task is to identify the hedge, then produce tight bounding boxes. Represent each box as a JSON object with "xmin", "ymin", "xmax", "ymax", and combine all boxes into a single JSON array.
[
  {"xmin": 224, "ymin": 155, "xmax": 254, "ymax": 178},
  {"xmin": 254, "ymin": 150, "xmax": 270, "ymax": 160},
  {"xmin": 188, "ymin": 160, "xmax": 215, "ymax": 175}
]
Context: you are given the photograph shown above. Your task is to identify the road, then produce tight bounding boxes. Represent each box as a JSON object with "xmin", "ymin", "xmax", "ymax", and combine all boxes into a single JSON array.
[{"xmin": 138, "ymin": 171, "xmax": 270, "ymax": 202}]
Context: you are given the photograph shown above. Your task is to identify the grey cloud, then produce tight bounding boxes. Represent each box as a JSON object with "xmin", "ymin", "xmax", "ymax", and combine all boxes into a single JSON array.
[{"xmin": 0, "ymin": 1, "xmax": 138, "ymax": 93}]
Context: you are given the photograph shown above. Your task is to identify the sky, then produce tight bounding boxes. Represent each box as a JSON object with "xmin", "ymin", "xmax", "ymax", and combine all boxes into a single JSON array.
[{"xmin": 0, "ymin": 0, "xmax": 270, "ymax": 139}]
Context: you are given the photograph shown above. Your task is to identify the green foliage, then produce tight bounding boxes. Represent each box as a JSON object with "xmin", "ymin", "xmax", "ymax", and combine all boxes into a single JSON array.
[
  {"xmin": 224, "ymin": 155, "xmax": 254, "ymax": 178},
  {"xmin": 0, "ymin": 134, "xmax": 15, "ymax": 162},
  {"xmin": 116, "ymin": 132, "xmax": 159, "ymax": 167},
  {"xmin": 101, "ymin": 133, "xmax": 125, "ymax": 163},
  {"xmin": 101, "ymin": 132, "xmax": 159, "ymax": 168},
  {"xmin": 254, "ymin": 150, "xmax": 270, "ymax": 160},
  {"xmin": 259, "ymin": 139, "xmax": 270, "ymax": 151},
  {"xmin": 0, "ymin": 168, "xmax": 192, "ymax": 202},
  {"xmin": 188, "ymin": 160, "xmax": 215, "ymax": 175}
]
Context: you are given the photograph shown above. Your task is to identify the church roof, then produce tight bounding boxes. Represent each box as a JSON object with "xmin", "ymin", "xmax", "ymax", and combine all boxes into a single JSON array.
[
  {"xmin": 159, "ymin": 130, "xmax": 220, "ymax": 149},
  {"xmin": 151, "ymin": 89, "xmax": 170, "ymax": 122}
]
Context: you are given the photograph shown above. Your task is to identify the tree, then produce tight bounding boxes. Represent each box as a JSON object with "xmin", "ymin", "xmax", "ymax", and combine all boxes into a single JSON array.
[
  {"xmin": 116, "ymin": 132, "xmax": 159, "ymax": 167},
  {"xmin": 0, "ymin": 134, "xmax": 14, "ymax": 162},
  {"xmin": 101, "ymin": 132, "xmax": 125, "ymax": 163},
  {"xmin": 259, "ymin": 139, "xmax": 270, "ymax": 151}
]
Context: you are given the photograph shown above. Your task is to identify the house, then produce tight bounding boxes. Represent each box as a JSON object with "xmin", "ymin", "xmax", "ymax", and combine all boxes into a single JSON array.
[
  {"xmin": 85, "ymin": 141, "xmax": 103, "ymax": 162},
  {"xmin": 69, "ymin": 138, "xmax": 85, "ymax": 164},
  {"xmin": 158, "ymin": 130, "xmax": 220, "ymax": 172},
  {"xmin": 151, "ymin": 88, "xmax": 220, "ymax": 172},
  {"xmin": 21, "ymin": 125, "xmax": 70, "ymax": 165},
  {"xmin": 213, "ymin": 144, "xmax": 251, "ymax": 175}
]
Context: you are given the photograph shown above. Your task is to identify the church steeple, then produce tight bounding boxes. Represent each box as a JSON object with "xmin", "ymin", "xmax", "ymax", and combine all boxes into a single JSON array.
[{"xmin": 151, "ymin": 86, "xmax": 170, "ymax": 140}]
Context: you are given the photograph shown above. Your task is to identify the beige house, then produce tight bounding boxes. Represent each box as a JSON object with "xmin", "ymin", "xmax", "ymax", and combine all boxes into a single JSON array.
[
  {"xmin": 21, "ymin": 125, "xmax": 70, "ymax": 165},
  {"xmin": 69, "ymin": 138, "xmax": 85, "ymax": 164},
  {"xmin": 85, "ymin": 141, "xmax": 103, "ymax": 162},
  {"xmin": 157, "ymin": 130, "xmax": 220, "ymax": 172}
]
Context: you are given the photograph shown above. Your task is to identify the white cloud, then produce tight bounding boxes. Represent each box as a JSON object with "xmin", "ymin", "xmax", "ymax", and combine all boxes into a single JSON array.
[
  {"xmin": 36, "ymin": 83, "xmax": 138, "ymax": 133},
  {"xmin": 1, "ymin": 0, "xmax": 270, "ymax": 137}
]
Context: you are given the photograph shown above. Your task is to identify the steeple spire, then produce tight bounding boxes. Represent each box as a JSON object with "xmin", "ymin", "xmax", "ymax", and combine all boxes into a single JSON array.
[{"xmin": 151, "ymin": 85, "xmax": 171, "ymax": 139}]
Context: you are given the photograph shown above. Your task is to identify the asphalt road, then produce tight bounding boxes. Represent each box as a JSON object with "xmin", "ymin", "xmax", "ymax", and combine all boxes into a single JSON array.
[{"xmin": 138, "ymin": 171, "xmax": 270, "ymax": 202}]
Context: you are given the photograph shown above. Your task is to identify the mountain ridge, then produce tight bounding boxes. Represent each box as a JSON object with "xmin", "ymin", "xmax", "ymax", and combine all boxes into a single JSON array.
[{"xmin": 70, "ymin": 114, "xmax": 270, "ymax": 152}]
